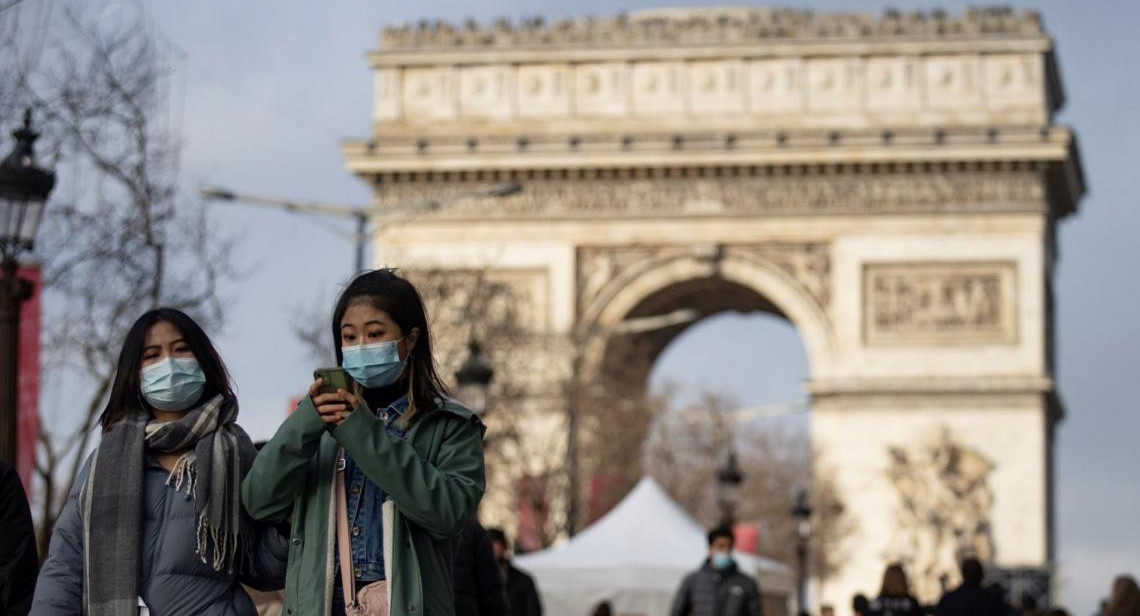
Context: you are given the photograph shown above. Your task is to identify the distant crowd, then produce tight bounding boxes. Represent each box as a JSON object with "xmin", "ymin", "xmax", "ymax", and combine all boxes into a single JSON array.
[{"xmin": 840, "ymin": 559, "xmax": 1139, "ymax": 616}]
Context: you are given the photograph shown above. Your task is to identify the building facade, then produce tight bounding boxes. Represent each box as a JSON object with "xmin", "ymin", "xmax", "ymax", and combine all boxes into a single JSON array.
[{"xmin": 344, "ymin": 7, "xmax": 1083, "ymax": 612}]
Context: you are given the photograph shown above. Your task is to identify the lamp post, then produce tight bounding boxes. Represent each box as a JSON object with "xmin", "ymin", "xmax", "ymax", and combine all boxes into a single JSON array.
[
  {"xmin": 454, "ymin": 339, "xmax": 494, "ymax": 417},
  {"xmin": 200, "ymin": 182, "xmax": 522, "ymax": 274},
  {"xmin": 0, "ymin": 109, "xmax": 55, "ymax": 467},
  {"xmin": 791, "ymin": 488, "xmax": 814, "ymax": 616},
  {"xmin": 716, "ymin": 450, "xmax": 744, "ymax": 528}
]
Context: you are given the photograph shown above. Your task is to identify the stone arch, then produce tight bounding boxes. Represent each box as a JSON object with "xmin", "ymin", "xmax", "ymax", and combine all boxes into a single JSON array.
[{"xmin": 579, "ymin": 247, "xmax": 836, "ymax": 383}]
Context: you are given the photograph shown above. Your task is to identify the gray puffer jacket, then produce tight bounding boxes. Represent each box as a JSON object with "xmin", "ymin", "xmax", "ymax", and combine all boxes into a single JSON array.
[
  {"xmin": 31, "ymin": 453, "xmax": 288, "ymax": 616},
  {"xmin": 670, "ymin": 560, "xmax": 763, "ymax": 616}
]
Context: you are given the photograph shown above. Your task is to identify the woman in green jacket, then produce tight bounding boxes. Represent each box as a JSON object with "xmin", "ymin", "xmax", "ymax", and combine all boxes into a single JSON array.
[{"xmin": 242, "ymin": 269, "xmax": 486, "ymax": 616}]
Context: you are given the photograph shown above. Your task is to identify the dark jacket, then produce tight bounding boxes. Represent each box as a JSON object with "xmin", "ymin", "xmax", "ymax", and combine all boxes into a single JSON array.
[
  {"xmin": 935, "ymin": 582, "xmax": 1006, "ymax": 616},
  {"xmin": 670, "ymin": 560, "xmax": 762, "ymax": 616},
  {"xmin": 503, "ymin": 562, "xmax": 542, "ymax": 616},
  {"xmin": 32, "ymin": 454, "xmax": 288, "ymax": 615},
  {"xmin": 865, "ymin": 595, "xmax": 923, "ymax": 616},
  {"xmin": 0, "ymin": 461, "xmax": 38, "ymax": 616},
  {"xmin": 453, "ymin": 519, "xmax": 510, "ymax": 616}
]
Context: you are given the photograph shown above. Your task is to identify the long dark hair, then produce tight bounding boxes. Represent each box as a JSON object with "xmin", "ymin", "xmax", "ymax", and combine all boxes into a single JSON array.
[
  {"xmin": 332, "ymin": 269, "xmax": 450, "ymax": 424},
  {"xmin": 98, "ymin": 308, "xmax": 235, "ymax": 431},
  {"xmin": 879, "ymin": 563, "xmax": 911, "ymax": 599}
]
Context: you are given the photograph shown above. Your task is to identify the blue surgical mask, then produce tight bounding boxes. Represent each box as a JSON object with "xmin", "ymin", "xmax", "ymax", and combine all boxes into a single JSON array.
[
  {"xmin": 140, "ymin": 357, "xmax": 206, "ymax": 412},
  {"xmin": 711, "ymin": 552, "xmax": 734, "ymax": 571},
  {"xmin": 342, "ymin": 340, "xmax": 406, "ymax": 388}
]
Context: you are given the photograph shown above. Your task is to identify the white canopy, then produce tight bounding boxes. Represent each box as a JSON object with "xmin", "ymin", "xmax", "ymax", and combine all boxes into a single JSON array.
[{"xmin": 515, "ymin": 477, "xmax": 793, "ymax": 616}]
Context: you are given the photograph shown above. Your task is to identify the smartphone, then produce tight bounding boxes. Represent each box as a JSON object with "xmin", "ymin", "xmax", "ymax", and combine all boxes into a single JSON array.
[{"xmin": 313, "ymin": 367, "xmax": 351, "ymax": 395}]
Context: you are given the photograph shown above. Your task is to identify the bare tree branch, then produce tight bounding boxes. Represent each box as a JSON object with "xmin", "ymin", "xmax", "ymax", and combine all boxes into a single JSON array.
[{"xmin": 0, "ymin": 4, "xmax": 238, "ymax": 552}]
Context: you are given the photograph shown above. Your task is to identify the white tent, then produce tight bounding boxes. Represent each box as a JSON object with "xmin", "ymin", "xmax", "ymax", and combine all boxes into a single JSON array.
[{"xmin": 515, "ymin": 477, "xmax": 793, "ymax": 616}]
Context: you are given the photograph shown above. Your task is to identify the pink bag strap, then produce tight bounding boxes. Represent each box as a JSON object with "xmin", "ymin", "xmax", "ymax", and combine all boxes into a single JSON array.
[{"xmin": 335, "ymin": 447, "xmax": 358, "ymax": 610}]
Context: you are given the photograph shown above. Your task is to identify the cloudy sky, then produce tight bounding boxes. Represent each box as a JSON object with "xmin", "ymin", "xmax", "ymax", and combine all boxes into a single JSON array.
[{"xmin": 25, "ymin": 0, "xmax": 1138, "ymax": 612}]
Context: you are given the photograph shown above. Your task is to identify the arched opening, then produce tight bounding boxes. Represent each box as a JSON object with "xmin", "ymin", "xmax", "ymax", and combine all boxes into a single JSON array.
[
  {"xmin": 578, "ymin": 273, "xmax": 815, "ymax": 520},
  {"xmin": 649, "ymin": 311, "xmax": 809, "ymax": 411},
  {"xmin": 574, "ymin": 266, "xmax": 848, "ymax": 593}
]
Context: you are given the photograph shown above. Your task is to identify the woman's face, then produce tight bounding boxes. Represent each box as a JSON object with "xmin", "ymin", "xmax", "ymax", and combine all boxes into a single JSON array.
[
  {"xmin": 142, "ymin": 320, "xmax": 194, "ymax": 366},
  {"xmin": 340, "ymin": 302, "xmax": 419, "ymax": 360}
]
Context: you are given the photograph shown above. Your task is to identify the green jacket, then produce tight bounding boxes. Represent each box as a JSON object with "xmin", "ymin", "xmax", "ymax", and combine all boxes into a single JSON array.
[{"xmin": 241, "ymin": 396, "xmax": 486, "ymax": 616}]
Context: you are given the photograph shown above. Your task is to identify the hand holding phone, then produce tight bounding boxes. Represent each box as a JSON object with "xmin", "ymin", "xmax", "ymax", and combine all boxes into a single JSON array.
[
  {"xmin": 313, "ymin": 368, "xmax": 350, "ymax": 395},
  {"xmin": 310, "ymin": 368, "xmax": 357, "ymax": 427}
]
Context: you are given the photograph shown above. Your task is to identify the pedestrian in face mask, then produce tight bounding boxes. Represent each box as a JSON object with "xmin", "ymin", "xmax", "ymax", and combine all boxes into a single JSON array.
[
  {"xmin": 242, "ymin": 269, "xmax": 487, "ymax": 616},
  {"xmin": 31, "ymin": 308, "xmax": 288, "ymax": 615},
  {"xmin": 670, "ymin": 527, "xmax": 764, "ymax": 616}
]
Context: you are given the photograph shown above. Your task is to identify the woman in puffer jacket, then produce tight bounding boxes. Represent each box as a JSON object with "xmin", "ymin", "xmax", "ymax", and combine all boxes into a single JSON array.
[{"xmin": 32, "ymin": 308, "xmax": 288, "ymax": 615}]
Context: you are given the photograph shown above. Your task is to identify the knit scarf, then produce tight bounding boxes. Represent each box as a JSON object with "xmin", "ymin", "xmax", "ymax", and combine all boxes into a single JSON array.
[{"xmin": 80, "ymin": 394, "xmax": 256, "ymax": 615}]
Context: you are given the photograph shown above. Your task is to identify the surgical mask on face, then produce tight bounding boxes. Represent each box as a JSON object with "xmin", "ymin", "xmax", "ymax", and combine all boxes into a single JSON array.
[
  {"xmin": 711, "ymin": 552, "xmax": 733, "ymax": 570},
  {"xmin": 140, "ymin": 357, "xmax": 206, "ymax": 412},
  {"xmin": 341, "ymin": 339, "xmax": 406, "ymax": 388}
]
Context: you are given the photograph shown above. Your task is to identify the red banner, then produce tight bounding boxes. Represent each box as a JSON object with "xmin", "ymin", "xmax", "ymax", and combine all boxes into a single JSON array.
[
  {"xmin": 17, "ymin": 266, "xmax": 41, "ymax": 493},
  {"xmin": 733, "ymin": 524, "xmax": 760, "ymax": 554}
]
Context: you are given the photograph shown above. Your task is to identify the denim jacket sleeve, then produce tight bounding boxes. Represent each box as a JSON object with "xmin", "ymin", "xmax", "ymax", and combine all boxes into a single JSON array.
[
  {"xmin": 30, "ymin": 454, "xmax": 93, "ymax": 615},
  {"xmin": 331, "ymin": 401, "xmax": 485, "ymax": 540}
]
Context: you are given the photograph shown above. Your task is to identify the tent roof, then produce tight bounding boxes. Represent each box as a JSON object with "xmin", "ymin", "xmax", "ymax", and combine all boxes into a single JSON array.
[{"xmin": 516, "ymin": 477, "xmax": 788, "ymax": 575}]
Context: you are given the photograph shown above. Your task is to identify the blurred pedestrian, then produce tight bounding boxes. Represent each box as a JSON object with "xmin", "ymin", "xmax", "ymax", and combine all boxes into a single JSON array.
[
  {"xmin": 865, "ymin": 563, "xmax": 922, "ymax": 616},
  {"xmin": 0, "ymin": 460, "xmax": 37, "ymax": 616},
  {"xmin": 934, "ymin": 557, "xmax": 1006, "ymax": 616},
  {"xmin": 1019, "ymin": 592, "xmax": 1044, "ymax": 616},
  {"xmin": 669, "ymin": 526, "xmax": 763, "ymax": 616},
  {"xmin": 591, "ymin": 601, "xmax": 613, "ymax": 616},
  {"xmin": 454, "ymin": 517, "xmax": 510, "ymax": 616},
  {"xmin": 853, "ymin": 594, "xmax": 871, "ymax": 616},
  {"xmin": 243, "ymin": 269, "xmax": 486, "ymax": 616},
  {"xmin": 1105, "ymin": 575, "xmax": 1140, "ymax": 616},
  {"xmin": 31, "ymin": 308, "xmax": 288, "ymax": 615},
  {"xmin": 489, "ymin": 528, "xmax": 543, "ymax": 616}
]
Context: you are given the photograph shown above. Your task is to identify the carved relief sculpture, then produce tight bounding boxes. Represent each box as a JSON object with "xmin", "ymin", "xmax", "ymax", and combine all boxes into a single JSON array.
[
  {"xmin": 864, "ymin": 262, "xmax": 1017, "ymax": 345},
  {"xmin": 373, "ymin": 173, "xmax": 1048, "ymax": 220},
  {"xmin": 885, "ymin": 427, "xmax": 996, "ymax": 602}
]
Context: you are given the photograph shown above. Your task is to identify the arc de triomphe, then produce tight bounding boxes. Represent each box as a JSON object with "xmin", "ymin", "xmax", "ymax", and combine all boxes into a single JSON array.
[{"xmin": 343, "ymin": 7, "xmax": 1083, "ymax": 611}]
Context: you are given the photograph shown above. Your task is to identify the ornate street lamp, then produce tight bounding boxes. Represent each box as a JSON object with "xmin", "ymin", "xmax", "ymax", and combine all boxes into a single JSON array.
[
  {"xmin": 0, "ymin": 109, "xmax": 55, "ymax": 466},
  {"xmin": 791, "ymin": 488, "xmax": 814, "ymax": 616},
  {"xmin": 715, "ymin": 450, "xmax": 744, "ymax": 528},
  {"xmin": 454, "ymin": 340, "xmax": 494, "ymax": 417}
]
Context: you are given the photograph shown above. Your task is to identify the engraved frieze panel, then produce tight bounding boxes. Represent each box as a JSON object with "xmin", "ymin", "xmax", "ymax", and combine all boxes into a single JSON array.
[
  {"xmin": 402, "ymin": 67, "xmax": 457, "ymax": 120},
  {"xmin": 517, "ymin": 64, "xmax": 572, "ymax": 118},
  {"xmin": 807, "ymin": 58, "xmax": 864, "ymax": 112},
  {"xmin": 688, "ymin": 60, "xmax": 746, "ymax": 115},
  {"xmin": 574, "ymin": 63, "xmax": 628, "ymax": 117},
  {"xmin": 748, "ymin": 59, "xmax": 803, "ymax": 114},
  {"xmin": 984, "ymin": 54, "xmax": 1044, "ymax": 109},
  {"xmin": 383, "ymin": 51, "xmax": 1052, "ymax": 125},
  {"xmin": 383, "ymin": 54, "xmax": 1051, "ymax": 125},
  {"xmin": 863, "ymin": 262, "xmax": 1018, "ymax": 345},
  {"xmin": 376, "ymin": 173, "xmax": 1047, "ymax": 219},
  {"xmin": 632, "ymin": 62, "xmax": 685, "ymax": 115},
  {"xmin": 372, "ymin": 68, "xmax": 401, "ymax": 122},
  {"xmin": 924, "ymin": 56, "xmax": 983, "ymax": 109},
  {"xmin": 866, "ymin": 57, "xmax": 921, "ymax": 111},
  {"xmin": 459, "ymin": 66, "xmax": 514, "ymax": 119}
]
